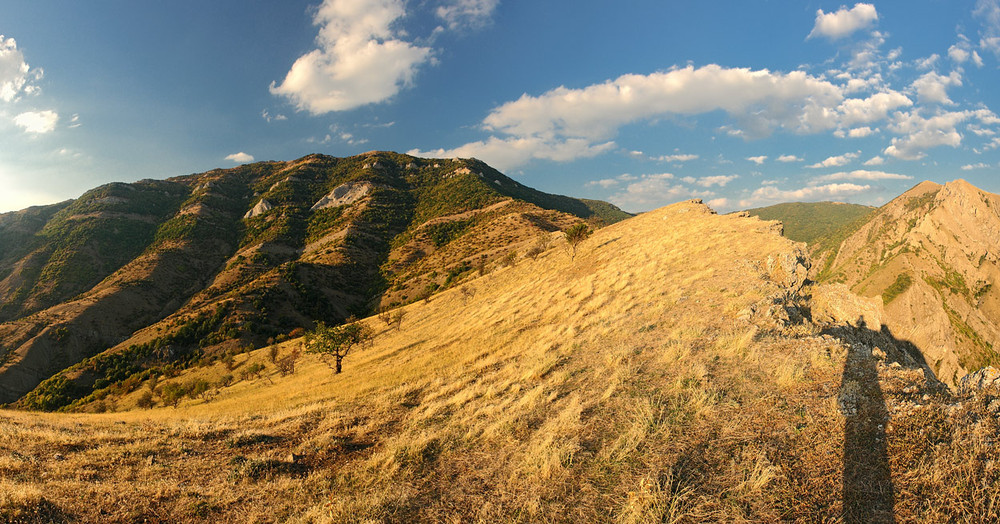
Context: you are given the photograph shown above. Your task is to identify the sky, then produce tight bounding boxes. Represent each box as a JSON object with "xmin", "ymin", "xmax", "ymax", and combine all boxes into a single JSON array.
[{"xmin": 3, "ymin": 1, "xmax": 1000, "ymax": 214}]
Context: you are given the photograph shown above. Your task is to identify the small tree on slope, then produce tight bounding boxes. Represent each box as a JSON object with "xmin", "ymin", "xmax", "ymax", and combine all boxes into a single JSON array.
[
  {"xmin": 304, "ymin": 319, "xmax": 373, "ymax": 374},
  {"xmin": 564, "ymin": 223, "xmax": 591, "ymax": 260}
]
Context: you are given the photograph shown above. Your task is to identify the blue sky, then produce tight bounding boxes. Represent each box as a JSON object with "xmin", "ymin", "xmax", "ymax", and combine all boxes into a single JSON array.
[{"xmin": 3, "ymin": 1, "xmax": 1000, "ymax": 213}]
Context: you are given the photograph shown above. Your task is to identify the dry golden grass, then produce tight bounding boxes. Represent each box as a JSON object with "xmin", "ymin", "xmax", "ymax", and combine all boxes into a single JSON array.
[{"xmin": 1, "ymin": 200, "xmax": 998, "ymax": 522}]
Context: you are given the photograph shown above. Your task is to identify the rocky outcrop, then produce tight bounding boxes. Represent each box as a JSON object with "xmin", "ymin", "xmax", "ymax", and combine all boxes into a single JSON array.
[
  {"xmin": 310, "ymin": 182, "xmax": 372, "ymax": 211},
  {"xmin": 811, "ymin": 283, "xmax": 884, "ymax": 330},
  {"xmin": 959, "ymin": 366, "xmax": 1000, "ymax": 393},
  {"xmin": 243, "ymin": 199, "xmax": 273, "ymax": 219}
]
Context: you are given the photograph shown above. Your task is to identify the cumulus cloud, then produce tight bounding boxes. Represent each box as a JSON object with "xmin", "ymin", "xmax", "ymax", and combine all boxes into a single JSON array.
[
  {"xmin": 976, "ymin": 0, "xmax": 1000, "ymax": 56},
  {"xmin": 915, "ymin": 54, "xmax": 940, "ymax": 70},
  {"xmin": 741, "ymin": 183, "xmax": 872, "ymax": 207},
  {"xmin": 910, "ymin": 71, "xmax": 963, "ymax": 105},
  {"xmin": 864, "ymin": 156, "xmax": 885, "ymax": 165},
  {"xmin": 225, "ymin": 152, "xmax": 255, "ymax": 163},
  {"xmin": 847, "ymin": 126, "xmax": 877, "ymax": 137},
  {"xmin": 410, "ymin": 136, "xmax": 615, "ymax": 172},
  {"xmin": 808, "ymin": 3, "xmax": 878, "ymax": 40},
  {"xmin": 270, "ymin": 0, "xmax": 433, "ymax": 114},
  {"xmin": 609, "ymin": 173, "xmax": 714, "ymax": 212},
  {"xmin": 962, "ymin": 162, "xmax": 990, "ymax": 170},
  {"xmin": 13, "ymin": 110, "xmax": 57, "ymax": 133},
  {"xmin": 837, "ymin": 91, "xmax": 912, "ymax": 127},
  {"xmin": 707, "ymin": 197, "xmax": 730, "ymax": 210},
  {"xmin": 884, "ymin": 110, "xmax": 969, "ymax": 160},
  {"xmin": 746, "ymin": 155, "xmax": 767, "ymax": 165},
  {"xmin": 807, "ymin": 151, "xmax": 860, "ymax": 168},
  {"xmin": 810, "ymin": 169, "xmax": 912, "ymax": 183},
  {"xmin": 0, "ymin": 36, "xmax": 39, "ymax": 102},
  {"xmin": 436, "ymin": 0, "xmax": 499, "ymax": 30},
  {"xmin": 657, "ymin": 153, "xmax": 699, "ymax": 162},
  {"xmin": 417, "ymin": 64, "xmax": 846, "ymax": 169},
  {"xmin": 777, "ymin": 154, "xmax": 803, "ymax": 162},
  {"xmin": 585, "ymin": 172, "xmax": 646, "ymax": 188},
  {"xmin": 695, "ymin": 174, "xmax": 738, "ymax": 187}
]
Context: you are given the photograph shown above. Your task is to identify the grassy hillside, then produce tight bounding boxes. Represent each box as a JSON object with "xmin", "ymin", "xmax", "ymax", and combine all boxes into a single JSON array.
[
  {"xmin": 1, "ymin": 200, "xmax": 994, "ymax": 522},
  {"xmin": 744, "ymin": 201, "xmax": 874, "ymax": 245},
  {"xmin": 0, "ymin": 152, "xmax": 630, "ymax": 410}
]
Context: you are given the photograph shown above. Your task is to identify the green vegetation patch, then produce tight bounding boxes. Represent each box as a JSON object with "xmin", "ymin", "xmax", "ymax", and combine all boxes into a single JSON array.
[
  {"xmin": 426, "ymin": 218, "xmax": 476, "ymax": 248},
  {"xmin": 744, "ymin": 201, "xmax": 875, "ymax": 245},
  {"xmin": 881, "ymin": 273, "xmax": 913, "ymax": 305}
]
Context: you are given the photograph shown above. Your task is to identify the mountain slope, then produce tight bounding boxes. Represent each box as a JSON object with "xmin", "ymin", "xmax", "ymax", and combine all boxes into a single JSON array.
[
  {"xmin": 743, "ymin": 201, "xmax": 875, "ymax": 245},
  {"xmin": 0, "ymin": 152, "xmax": 629, "ymax": 407},
  {"xmin": 819, "ymin": 179, "xmax": 1000, "ymax": 384},
  {"xmin": 2, "ymin": 199, "xmax": 995, "ymax": 522}
]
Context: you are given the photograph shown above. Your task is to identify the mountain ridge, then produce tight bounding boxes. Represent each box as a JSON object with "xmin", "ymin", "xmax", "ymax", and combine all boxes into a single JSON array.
[{"xmin": 0, "ymin": 152, "xmax": 630, "ymax": 408}]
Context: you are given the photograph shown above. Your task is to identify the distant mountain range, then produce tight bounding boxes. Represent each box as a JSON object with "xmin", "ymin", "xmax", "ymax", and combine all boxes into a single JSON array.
[{"xmin": 0, "ymin": 152, "xmax": 629, "ymax": 409}]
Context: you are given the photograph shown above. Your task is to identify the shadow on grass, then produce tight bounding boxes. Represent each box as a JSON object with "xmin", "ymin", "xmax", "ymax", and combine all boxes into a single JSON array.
[{"xmin": 824, "ymin": 322, "xmax": 943, "ymax": 524}]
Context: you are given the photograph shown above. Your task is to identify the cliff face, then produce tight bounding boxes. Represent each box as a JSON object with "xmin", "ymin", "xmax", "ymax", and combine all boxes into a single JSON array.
[{"xmin": 822, "ymin": 179, "xmax": 1000, "ymax": 384}]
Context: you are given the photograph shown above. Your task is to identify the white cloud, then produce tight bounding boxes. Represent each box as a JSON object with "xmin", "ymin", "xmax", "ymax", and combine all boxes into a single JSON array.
[
  {"xmin": 863, "ymin": 155, "xmax": 885, "ymax": 166},
  {"xmin": 884, "ymin": 110, "xmax": 969, "ymax": 160},
  {"xmin": 261, "ymin": 109, "xmax": 287, "ymax": 122},
  {"xmin": 747, "ymin": 155, "xmax": 767, "ymax": 165},
  {"xmin": 777, "ymin": 154, "xmax": 803, "ymax": 162},
  {"xmin": 837, "ymin": 90, "xmax": 912, "ymax": 127},
  {"xmin": 976, "ymin": 0, "xmax": 1000, "ymax": 56},
  {"xmin": 707, "ymin": 197, "xmax": 729, "ymax": 210},
  {"xmin": 807, "ymin": 151, "xmax": 860, "ymax": 168},
  {"xmin": 609, "ymin": 174, "xmax": 714, "ymax": 212},
  {"xmin": 13, "ymin": 110, "xmax": 57, "ymax": 133},
  {"xmin": 969, "ymin": 124, "xmax": 996, "ymax": 136},
  {"xmin": 695, "ymin": 174, "xmax": 738, "ymax": 187},
  {"xmin": 962, "ymin": 162, "xmax": 990, "ymax": 170},
  {"xmin": 910, "ymin": 71, "xmax": 962, "ymax": 105},
  {"xmin": 270, "ymin": 0, "xmax": 433, "ymax": 114},
  {"xmin": 808, "ymin": 3, "xmax": 878, "ymax": 40},
  {"xmin": 419, "ymin": 64, "xmax": 845, "ymax": 169},
  {"xmin": 915, "ymin": 54, "xmax": 940, "ymax": 70},
  {"xmin": 810, "ymin": 169, "xmax": 912, "ymax": 183},
  {"xmin": 436, "ymin": 0, "xmax": 498, "ymax": 30},
  {"xmin": 410, "ymin": 136, "xmax": 615, "ymax": 172},
  {"xmin": 657, "ymin": 153, "xmax": 699, "ymax": 162},
  {"xmin": 949, "ymin": 44, "xmax": 970, "ymax": 63},
  {"xmin": 0, "ymin": 36, "xmax": 39, "ymax": 102},
  {"xmin": 847, "ymin": 126, "xmax": 877, "ymax": 137},
  {"xmin": 585, "ymin": 172, "xmax": 646, "ymax": 188},
  {"xmin": 482, "ymin": 65, "xmax": 844, "ymax": 140},
  {"xmin": 741, "ymin": 183, "xmax": 872, "ymax": 207},
  {"xmin": 225, "ymin": 152, "xmax": 255, "ymax": 163}
]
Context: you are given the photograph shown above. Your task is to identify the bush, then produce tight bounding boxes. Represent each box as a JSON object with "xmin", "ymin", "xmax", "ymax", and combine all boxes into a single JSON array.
[
  {"xmin": 564, "ymin": 223, "xmax": 591, "ymax": 259},
  {"xmin": 136, "ymin": 390, "xmax": 155, "ymax": 409},
  {"xmin": 160, "ymin": 382, "xmax": 187, "ymax": 408}
]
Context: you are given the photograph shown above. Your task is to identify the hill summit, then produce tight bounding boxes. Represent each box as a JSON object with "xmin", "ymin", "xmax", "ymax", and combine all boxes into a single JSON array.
[{"xmin": 818, "ymin": 179, "xmax": 1000, "ymax": 384}]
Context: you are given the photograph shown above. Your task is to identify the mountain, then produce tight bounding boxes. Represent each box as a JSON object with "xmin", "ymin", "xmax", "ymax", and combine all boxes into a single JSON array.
[
  {"xmin": 743, "ymin": 201, "xmax": 875, "ymax": 245},
  {"xmin": 818, "ymin": 179, "xmax": 1000, "ymax": 384},
  {"xmin": 0, "ymin": 152, "xmax": 630, "ymax": 409},
  {"xmin": 4, "ymin": 199, "xmax": 997, "ymax": 522}
]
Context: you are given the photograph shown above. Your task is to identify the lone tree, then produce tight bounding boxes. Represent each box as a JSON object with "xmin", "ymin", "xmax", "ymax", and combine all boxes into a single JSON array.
[
  {"xmin": 564, "ymin": 223, "xmax": 591, "ymax": 259},
  {"xmin": 304, "ymin": 319, "xmax": 373, "ymax": 374}
]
